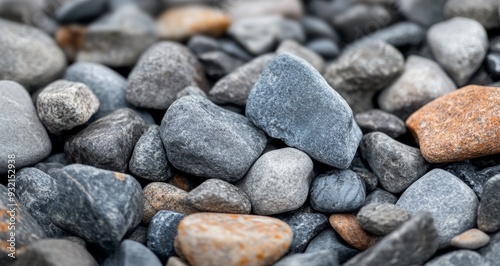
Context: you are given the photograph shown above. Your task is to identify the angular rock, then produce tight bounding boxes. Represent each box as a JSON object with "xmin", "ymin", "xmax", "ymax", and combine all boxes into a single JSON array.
[
  {"xmin": 187, "ymin": 179, "xmax": 251, "ymax": 214},
  {"xmin": 451, "ymin": 229, "xmax": 490, "ymax": 250},
  {"xmin": 357, "ymin": 203, "xmax": 411, "ymax": 236},
  {"xmin": 329, "ymin": 214, "xmax": 378, "ymax": 251},
  {"xmin": 306, "ymin": 38, "xmax": 340, "ymax": 59},
  {"xmin": 354, "ymin": 109, "xmax": 407, "ymax": 139},
  {"xmin": 226, "ymin": 0, "xmax": 303, "ymax": 21},
  {"xmin": 444, "ymin": 0, "xmax": 500, "ymax": 29},
  {"xmin": 277, "ymin": 40, "xmax": 324, "ymax": 72},
  {"xmin": 397, "ymin": 0, "xmax": 446, "ymax": 27},
  {"xmin": 477, "ymin": 174, "xmax": 500, "ymax": 233},
  {"xmin": 14, "ymin": 239, "xmax": 98, "ymax": 266},
  {"xmin": 278, "ymin": 212, "xmax": 329, "ymax": 254},
  {"xmin": 103, "ymin": 240, "xmax": 162, "ymax": 266},
  {"xmin": 274, "ymin": 250, "xmax": 339, "ymax": 266},
  {"xmin": 198, "ymin": 51, "xmax": 245, "ymax": 79},
  {"xmin": 147, "ymin": 211, "xmax": 186, "ymax": 262},
  {"xmin": 305, "ymin": 229, "xmax": 359, "ymax": 264},
  {"xmin": 125, "ymin": 225, "xmax": 148, "ymax": 245},
  {"xmin": 425, "ymin": 250, "xmax": 492, "ymax": 266},
  {"xmin": 364, "ymin": 189, "xmax": 398, "ymax": 206},
  {"xmin": 176, "ymin": 86, "xmax": 207, "ymax": 100}
]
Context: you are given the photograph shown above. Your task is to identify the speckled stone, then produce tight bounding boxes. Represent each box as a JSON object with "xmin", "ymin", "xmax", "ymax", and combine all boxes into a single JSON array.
[
  {"xmin": 355, "ymin": 109, "xmax": 407, "ymax": 139},
  {"xmin": 364, "ymin": 189, "xmax": 398, "ymax": 206},
  {"xmin": 354, "ymin": 170, "xmax": 378, "ymax": 193},
  {"xmin": 176, "ymin": 213, "xmax": 293, "ymax": 266},
  {"xmin": 103, "ymin": 240, "xmax": 162, "ymax": 266},
  {"xmin": 277, "ymin": 40, "xmax": 324, "ymax": 72},
  {"xmin": 187, "ymin": 179, "xmax": 251, "ymax": 214},
  {"xmin": 425, "ymin": 250, "xmax": 492, "ymax": 266},
  {"xmin": 477, "ymin": 174, "xmax": 500, "ymax": 232},
  {"xmin": 305, "ymin": 229, "xmax": 359, "ymax": 264},
  {"xmin": 479, "ymin": 231, "xmax": 500, "ymax": 263},
  {"xmin": 451, "ymin": 229, "xmax": 490, "ymax": 250},
  {"xmin": 406, "ymin": 85, "xmax": 500, "ymax": 163},
  {"xmin": 147, "ymin": 211, "xmax": 186, "ymax": 262},
  {"xmin": 125, "ymin": 225, "xmax": 148, "ymax": 245},
  {"xmin": 274, "ymin": 250, "xmax": 339, "ymax": 266},
  {"xmin": 278, "ymin": 212, "xmax": 329, "ymax": 254},
  {"xmin": 357, "ymin": 203, "xmax": 411, "ymax": 236},
  {"xmin": 444, "ymin": 0, "xmax": 500, "ymax": 29},
  {"xmin": 329, "ymin": 214, "xmax": 378, "ymax": 251},
  {"xmin": 198, "ymin": 51, "xmax": 245, "ymax": 79},
  {"xmin": 14, "ymin": 239, "xmax": 98, "ymax": 266}
]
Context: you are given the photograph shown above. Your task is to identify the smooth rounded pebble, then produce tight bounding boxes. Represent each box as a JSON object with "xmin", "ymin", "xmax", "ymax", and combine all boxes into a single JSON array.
[
  {"xmin": 147, "ymin": 211, "xmax": 186, "ymax": 262},
  {"xmin": 477, "ymin": 174, "xmax": 500, "ymax": 233},
  {"xmin": 425, "ymin": 250, "xmax": 492, "ymax": 266},
  {"xmin": 187, "ymin": 179, "xmax": 251, "ymax": 214},
  {"xmin": 103, "ymin": 240, "xmax": 162, "ymax": 266},
  {"xmin": 305, "ymin": 229, "xmax": 359, "ymax": 264},
  {"xmin": 329, "ymin": 214, "xmax": 378, "ymax": 251},
  {"xmin": 451, "ymin": 229, "xmax": 490, "ymax": 250},
  {"xmin": 354, "ymin": 109, "xmax": 407, "ymax": 139},
  {"xmin": 14, "ymin": 239, "xmax": 98, "ymax": 266},
  {"xmin": 278, "ymin": 212, "xmax": 329, "ymax": 254},
  {"xmin": 357, "ymin": 203, "xmax": 411, "ymax": 236}
]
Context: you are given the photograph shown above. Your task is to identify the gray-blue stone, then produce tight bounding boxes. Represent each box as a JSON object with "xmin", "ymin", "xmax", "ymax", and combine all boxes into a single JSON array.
[
  {"xmin": 354, "ymin": 109, "xmax": 407, "ymax": 139},
  {"xmin": 103, "ymin": 240, "xmax": 162, "ymax": 266},
  {"xmin": 55, "ymin": 0, "xmax": 107, "ymax": 24},
  {"xmin": 187, "ymin": 35, "xmax": 220, "ymax": 56},
  {"xmin": 397, "ymin": 0, "xmax": 446, "ymax": 27},
  {"xmin": 305, "ymin": 229, "xmax": 359, "ymax": 264},
  {"xmin": 14, "ymin": 239, "xmax": 98, "ymax": 266},
  {"xmin": 218, "ymin": 39, "xmax": 254, "ymax": 62},
  {"xmin": 187, "ymin": 179, "xmax": 251, "ymax": 214},
  {"xmin": 306, "ymin": 38, "xmax": 340, "ymax": 59},
  {"xmin": 147, "ymin": 210, "xmax": 186, "ymax": 262},
  {"xmin": 425, "ymin": 250, "xmax": 492, "ymax": 266},
  {"xmin": 477, "ymin": 174, "xmax": 500, "ymax": 233},
  {"xmin": 364, "ymin": 189, "xmax": 398, "ymax": 206},
  {"xmin": 278, "ymin": 212, "xmax": 329, "ymax": 254},
  {"xmin": 273, "ymin": 250, "xmax": 339, "ymax": 266},
  {"xmin": 479, "ymin": 230, "xmax": 500, "ymax": 263},
  {"xmin": 357, "ymin": 203, "xmax": 411, "ymax": 236},
  {"xmin": 246, "ymin": 53, "xmax": 362, "ymax": 169},
  {"xmin": 301, "ymin": 16, "xmax": 340, "ymax": 41}
]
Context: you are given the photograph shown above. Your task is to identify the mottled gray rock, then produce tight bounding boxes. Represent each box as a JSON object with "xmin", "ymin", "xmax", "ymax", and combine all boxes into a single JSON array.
[
  {"xmin": 477, "ymin": 174, "xmax": 500, "ymax": 233},
  {"xmin": 274, "ymin": 250, "xmax": 339, "ymax": 266},
  {"xmin": 0, "ymin": 19, "xmax": 66, "ymax": 91},
  {"xmin": 427, "ymin": 17, "xmax": 488, "ymax": 86},
  {"xmin": 443, "ymin": 162, "xmax": 492, "ymax": 198},
  {"xmin": 277, "ymin": 40, "xmax": 324, "ymax": 72},
  {"xmin": 129, "ymin": 126, "xmax": 173, "ymax": 182},
  {"xmin": 247, "ymin": 53, "xmax": 362, "ymax": 169},
  {"xmin": 50, "ymin": 164, "xmax": 144, "ymax": 252},
  {"xmin": 354, "ymin": 170, "xmax": 378, "ymax": 193},
  {"xmin": 306, "ymin": 38, "xmax": 340, "ymax": 59},
  {"xmin": 397, "ymin": 169, "xmax": 479, "ymax": 249},
  {"xmin": 34, "ymin": 162, "xmax": 65, "ymax": 174},
  {"xmin": 302, "ymin": 16, "xmax": 339, "ymax": 41},
  {"xmin": 238, "ymin": 148, "xmax": 313, "ymax": 215},
  {"xmin": 444, "ymin": 0, "xmax": 500, "ymax": 29},
  {"xmin": 344, "ymin": 213, "xmax": 439, "ymax": 266},
  {"xmin": 160, "ymin": 95, "xmax": 267, "ymax": 182},
  {"xmin": 361, "ymin": 132, "xmax": 430, "ymax": 193},
  {"xmin": 479, "ymin": 231, "xmax": 500, "ymax": 263},
  {"xmin": 147, "ymin": 211, "xmax": 186, "ymax": 262},
  {"xmin": 305, "ymin": 229, "xmax": 358, "ymax": 264},
  {"xmin": 198, "ymin": 51, "xmax": 245, "ymax": 79},
  {"xmin": 364, "ymin": 189, "xmax": 398, "ymax": 206},
  {"xmin": 310, "ymin": 170, "xmax": 366, "ymax": 213},
  {"xmin": 55, "ymin": 0, "xmax": 107, "ymax": 24},
  {"xmin": 209, "ymin": 54, "xmax": 275, "ymax": 106},
  {"xmin": 355, "ymin": 109, "xmax": 407, "ymax": 139},
  {"xmin": 187, "ymin": 179, "xmax": 251, "ymax": 214},
  {"xmin": 425, "ymin": 250, "xmax": 492, "ymax": 266},
  {"xmin": 324, "ymin": 41, "xmax": 404, "ymax": 113},
  {"xmin": 187, "ymin": 35, "xmax": 220, "ymax": 56},
  {"xmin": 125, "ymin": 225, "xmax": 148, "ymax": 245},
  {"xmin": 378, "ymin": 55, "xmax": 457, "ymax": 119},
  {"xmin": 103, "ymin": 240, "xmax": 162, "ymax": 266},
  {"xmin": 397, "ymin": 0, "xmax": 446, "ymax": 27},
  {"xmin": 14, "ymin": 239, "xmax": 98, "ymax": 266},
  {"xmin": 451, "ymin": 229, "xmax": 490, "ymax": 250},
  {"xmin": 0, "ymin": 81, "xmax": 51, "ymax": 173},
  {"xmin": 65, "ymin": 108, "xmax": 147, "ymax": 172},
  {"xmin": 218, "ymin": 38, "xmax": 253, "ymax": 62},
  {"xmin": 357, "ymin": 203, "xmax": 411, "ymax": 236},
  {"xmin": 278, "ymin": 212, "xmax": 329, "ymax": 254},
  {"xmin": 176, "ymin": 86, "xmax": 207, "ymax": 100},
  {"xmin": 126, "ymin": 41, "xmax": 207, "ymax": 110}
]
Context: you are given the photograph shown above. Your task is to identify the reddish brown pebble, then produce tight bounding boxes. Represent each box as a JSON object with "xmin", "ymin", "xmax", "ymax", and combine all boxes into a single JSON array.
[
  {"xmin": 55, "ymin": 25, "xmax": 86, "ymax": 60},
  {"xmin": 450, "ymin": 229, "xmax": 490, "ymax": 249},
  {"xmin": 329, "ymin": 213, "xmax": 378, "ymax": 251},
  {"xmin": 406, "ymin": 85, "xmax": 500, "ymax": 163}
]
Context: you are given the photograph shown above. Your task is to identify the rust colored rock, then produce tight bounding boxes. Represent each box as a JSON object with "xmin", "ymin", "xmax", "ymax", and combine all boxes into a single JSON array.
[
  {"xmin": 329, "ymin": 213, "xmax": 378, "ymax": 251},
  {"xmin": 176, "ymin": 213, "xmax": 293, "ymax": 266},
  {"xmin": 55, "ymin": 25, "xmax": 86, "ymax": 61},
  {"xmin": 406, "ymin": 85, "xmax": 500, "ymax": 163}
]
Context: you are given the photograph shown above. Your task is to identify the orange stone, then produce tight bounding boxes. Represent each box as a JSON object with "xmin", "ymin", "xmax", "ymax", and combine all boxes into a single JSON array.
[
  {"xmin": 55, "ymin": 25, "xmax": 86, "ymax": 60},
  {"xmin": 406, "ymin": 85, "xmax": 500, "ymax": 163},
  {"xmin": 329, "ymin": 213, "xmax": 378, "ymax": 251},
  {"xmin": 176, "ymin": 213, "xmax": 292, "ymax": 266}
]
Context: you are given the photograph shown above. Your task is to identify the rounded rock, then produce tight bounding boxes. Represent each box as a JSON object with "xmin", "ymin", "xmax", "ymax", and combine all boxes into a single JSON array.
[
  {"xmin": 451, "ymin": 229, "xmax": 490, "ymax": 250},
  {"xmin": 357, "ymin": 203, "xmax": 411, "ymax": 236},
  {"xmin": 187, "ymin": 179, "xmax": 251, "ymax": 214},
  {"xmin": 329, "ymin": 213, "xmax": 378, "ymax": 251},
  {"xmin": 477, "ymin": 174, "xmax": 500, "ymax": 232}
]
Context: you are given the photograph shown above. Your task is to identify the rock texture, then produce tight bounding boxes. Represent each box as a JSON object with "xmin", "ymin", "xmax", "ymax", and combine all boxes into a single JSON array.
[{"xmin": 187, "ymin": 179, "xmax": 251, "ymax": 214}]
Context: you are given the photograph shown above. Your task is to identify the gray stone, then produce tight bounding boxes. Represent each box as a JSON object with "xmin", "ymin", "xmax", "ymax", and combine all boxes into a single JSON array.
[
  {"xmin": 274, "ymin": 250, "xmax": 339, "ymax": 266},
  {"xmin": 238, "ymin": 148, "xmax": 313, "ymax": 215},
  {"xmin": 125, "ymin": 225, "xmax": 148, "ymax": 245},
  {"xmin": 277, "ymin": 40, "xmax": 324, "ymax": 72},
  {"xmin": 209, "ymin": 53, "xmax": 275, "ymax": 106},
  {"xmin": 378, "ymin": 55, "xmax": 457, "ymax": 120},
  {"xmin": 0, "ymin": 19, "xmax": 66, "ymax": 91},
  {"xmin": 451, "ymin": 229, "xmax": 490, "ymax": 250},
  {"xmin": 479, "ymin": 231, "xmax": 500, "ymax": 263},
  {"xmin": 355, "ymin": 109, "xmax": 407, "ymax": 139},
  {"xmin": 160, "ymin": 95, "xmax": 267, "ymax": 182},
  {"xmin": 65, "ymin": 108, "xmax": 147, "ymax": 172},
  {"xmin": 246, "ymin": 53, "xmax": 363, "ymax": 169},
  {"xmin": 176, "ymin": 86, "xmax": 207, "ymax": 100},
  {"xmin": 277, "ymin": 212, "xmax": 329, "ymax": 254},
  {"xmin": 129, "ymin": 125, "xmax": 173, "ymax": 182},
  {"xmin": 147, "ymin": 211, "xmax": 186, "ymax": 262},
  {"xmin": 425, "ymin": 250, "xmax": 492, "ymax": 266},
  {"xmin": 302, "ymin": 16, "xmax": 340, "ymax": 41},
  {"xmin": 50, "ymin": 164, "xmax": 144, "ymax": 252},
  {"xmin": 443, "ymin": 162, "xmax": 489, "ymax": 198},
  {"xmin": 397, "ymin": 0, "xmax": 446, "ymax": 27},
  {"xmin": 226, "ymin": 0, "xmax": 303, "ymax": 21},
  {"xmin": 306, "ymin": 38, "xmax": 340, "ymax": 59},
  {"xmin": 364, "ymin": 189, "xmax": 398, "ymax": 205},
  {"xmin": 396, "ymin": 169, "xmax": 479, "ymax": 249},
  {"xmin": 64, "ymin": 236, "xmax": 87, "ymax": 248},
  {"xmin": 36, "ymin": 80, "xmax": 100, "ymax": 132},
  {"xmin": 187, "ymin": 179, "xmax": 251, "ymax": 214},
  {"xmin": 310, "ymin": 170, "xmax": 366, "ymax": 213},
  {"xmin": 305, "ymin": 229, "xmax": 359, "ymax": 264},
  {"xmin": 357, "ymin": 203, "xmax": 411, "ymax": 236},
  {"xmin": 477, "ymin": 174, "xmax": 500, "ymax": 233},
  {"xmin": 0, "ymin": 0, "xmax": 58, "ymax": 33},
  {"xmin": 218, "ymin": 39, "xmax": 253, "ymax": 62},
  {"xmin": 444, "ymin": 0, "xmax": 500, "ymax": 29},
  {"xmin": 0, "ymin": 81, "xmax": 51, "ymax": 173},
  {"xmin": 353, "ymin": 169, "xmax": 378, "ymax": 193},
  {"xmin": 187, "ymin": 35, "xmax": 220, "ymax": 56},
  {"xmin": 324, "ymin": 41, "xmax": 404, "ymax": 114},
  {"xmin": 360, "ymin": 132, "xmax": 430, "ymax": 194},
  {"xmin": 14, "ymin": 239, "xmax": 98, "ymax": 266},
  {"xmin": 486, "ymin": 53, "xmax": 500, "ymax": 79},
  {"xmin": 55, "ymin": 0, "xmax": 107, "ymax": 24},
  {"xmin": 427, "ymin": 17, "xmax": 488, "ymax": 86},
  {"xmin": 198, "ymin": 51, "xmax": 245, "ymax": 79},
  {"xmin": 109, "ymin": 0, "xmax": 162, "ymax": 15},
  {"xmin": 103, "ymin": 240, "xmax": 162, "ymax": 266},
  {"xmin": 126, "ymin": 41, "xmax": 207, "ymax": 110},
  {"xmin": 42, "ymin": 153, "xmax": 70, "ymax": 166},
  {"xmin": 34, "ymin": 162, "xmax": 65, "ymax": 174}
]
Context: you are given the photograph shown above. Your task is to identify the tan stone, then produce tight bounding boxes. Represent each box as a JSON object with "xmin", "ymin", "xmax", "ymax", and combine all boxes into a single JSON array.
[
  {"xmin": 142, "ymin": 182, "xmax": 197, "ymax": 223},
  {"xmin": 450, "ymin": 228, "xmax": 490, "ymax": 249},
  {"xmin": 329, "ymin": 213, "xmax": 378, "ymax": 251}
]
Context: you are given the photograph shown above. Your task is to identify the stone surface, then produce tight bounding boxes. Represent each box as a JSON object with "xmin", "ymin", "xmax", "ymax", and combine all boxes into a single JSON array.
[
  {"xmin": 486, "ymin": 53, "xmax": 500, "ymax": 80},
  {"xmin": 103, "ymin": 240, "xmax": 162, "ymax": 266},
  {"xmin": 187, "ymin": 179, "xmax": 251, "ymax": 214},
  {"xmin": 176, "ymin": 213, "xmax": 293, "ymax": 266},
  {"xmin": 479, "ymin": 231, "xmax": 500, "ymax": 263},
  {"xmin": 187, "ymin": 35, "xmax": 219, "ymax": 56},
  {"xmin": 354, "ymin": 170, "xmax": 378, "ymax": 193},
  {"xmin": 444, "ymin": 0, "xmax": 500, "ymax": 29},
  {"xmin": 360, "ymin": 132, "xmax": 430, "ymax": 193},
  {"xmin": 364, "ymin": 189, "xmax": 398, "ymax": 206},
  {"xmin": 126, "ymin": 41, "xmax": 207, "ymax": 110},
  {"xmin": 14, "ymin": 239, "xmax": 98, "ymax": 266},
  {"xmin": 55, "ymin": 0, "xmax": 107, "ymax": 24},
  {"xmin": 0, "ymin": 81, "xmax": 51, "ymax": 173},
  {"xmin": 176, "ymin": 86, "xmax": 207, "ymax": 100},
  {"xmin": 238, "ymin": 148, "xmax": 313, "ymax": 215},
  {"xmin": 166, "ymin": 257, "xmax": 189, "ymax": 266},
  {"xmin": 247, "ymin": 53, "xmax": 362, "ymax": 169},
  {"xmin": 125, "ymin": 225, "xmax": 148, "ymax": 245},
  {"xmin": 305, "ymin": 229, "xmax": 359, "ymax": 263},
  {"xmin": 226, "ymin": 0, "xmax": 303, "ymax": 21},
  {"xmin": 354, "ymin": 109, "xmax": 407, "ymax": 139},
  {"xmin": 427, "ymin": 17, "xmax": 488, "ymax": 86},
  {"xmin": 378, "ymin": 55, "xmax": 457, "ymax": 120},
  {"xmin": 147, "ymin": 211, "xmax": 186, "ymax": 262},
  {"xmin": 274, "ymin": 250, "xmax": 339, "ymax": 266},
  {"xmin": 406, "ymin": 85, "xmax": 500, "ymax": 163},
  {"xmin": 396, "ymin": 169, "xmax": 479, "ymax": 248},
  {"xmin": 161, "ymin": 95, "xmax": 267, "ymax": 182},
  {"xmin": 443, "ymin": 162, "xmax": 492, "ymax": 197},
  {"xmin": 302, "ymin": 16, "xmax": 339, "ymax": 41},
  {"xmin": 198, "ymin": 51, "xmax": 245, "ymax": 79},
  {"xmin": 477, "ymin": 174, "xmax": 500, "ymax": 233},
  {"xmin": 397, "ymin": 0, "xmax": 446, "ymax": 27},
  {"xmin": 218, "ymin": 38, "xmax": 254, "ymax": 62},
  {"xmin": 425, "ymin": 250, "xmax": 492, "ymax": 266},
  {"xmin": 277, "ymin": 40, "xmax": 324, "ymax": 72},
  {"xmin": 278, "ymin": 212, "xmax": 329, "ymax": 254},
  {"xmin": 310, "ymin": 170, "xmax": 366, "ymax": 213},
  {"xmin": 306, "ymin": 38, "xmax": 340, "ymax": 59},
  {"xmin": 65, "ymin": 108, "xmax": 147, "ymax": 172},
  {"xmin": 329, "ymin": 214, "xmax": 378, "ymax": 251},
  {"xmin": 451, "ymin": 229, "xmax": 490, "ymax": 250},
  {"xmin": 357, "ymin": 203, "xmax": 411, "ymax": 236}
]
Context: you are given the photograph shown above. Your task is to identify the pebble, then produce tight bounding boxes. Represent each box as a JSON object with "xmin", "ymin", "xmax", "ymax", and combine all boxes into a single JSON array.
[
  {"xmin": 65, "ymin": 108, "xmax": 148, "ymax": 172},
  {"xmin": 125, "ymin": 225, "xmax": 148, "ymax": 245},
  {"xmin": 147, "ymin": 211, "xmax": 186, "ymax": 262},
  {"xmin": 444, "ymin": 0, "xmax": 500, "ymax": 29},
  {"xmin": 364, "ymin": 189, "xmax": 398, "ymax": 206},
  {"xmin": 129, "ymin": 125, "xmax": 173, "ymax": 182},
  {"xmin": 142, "ymin": 182, "xmax": 197, "ymax": 223},
  {"xmin": 396, "ymin": 169, "xmax": 479, "ymax": 248},
  {"xmin": 278, "ymin": 212, "xmax": 329, "ymax": 254},
  {"xmin": 198, "ymin": 51, "xmax": 245, "ymax": 79},
  {"xmin": 226, "ymin": 0, "xmax": 303, "ymax": 21},
  {"xmin": 425, "ymin": 250, "xmax": 492, "ymax": 266},
  {"xmin": 277, "ymin": 40, "xmax": 324, "ymax": 72},
  {"xmin": 50, "ymin": 164, "xmax": 144, "ymax": 252},
  {"xmin": 397, "ymin": 0, "xmax": 446, "ymax": 27},
  {"xmin": 306, "ymin": 38, "xmax": 340, "ymax": 59},
  {"xmin": 477, "ymin": 174, "xmax": 500, "ymax": 233},
  {"xmin": 187, "ymin": 179, "xmax": 251, "ymax": 214},
  {"xmin": 360, "ymin": 132, "xmax": 430, "ymax": 193},
  {"xmin": 55, "ymin": 0, "xmax": 107, "ymax": 24},
  {"xmin": 175, "ymin": 213, "xmax": 293, "ymax": 266},
  {"xmin": 310, "ymin": 170, "xmax": 366, "ymax": 213},
  {"xmin": 176, "ymin": 86, "xmax": 207, "ymax": 100},
  {"xmin": 451, "ymin": 229, "xmax": 490, "ymax": 250},
  {"xmin": 274, "ymin": 250, "xmax": 339, "ymax": 266},
  {"xmin": 166, "ymin": 257, "xmax": 189, "ymax": 266},
  {"xmin": 0, "ymin": 19, "xmax": 66, "ymax": 91},
  {"xmin": 427, "ymin": 17, "xmax": 488, "ymax": 86},
  {"xmin": 187, "ymin": 35, "xmax": 220, "ymax": 56},
  {"xmin": 36, "ymin": 80, "xmax": 100, "ymax": 133},
  {"xmin": 444, "ymin": 162, "xmax": 490, "ymax": 197},
  {"xmin": 344, "ymin": 212, "xmax": 439, "ymax": 266},
  {"xmin": 305, "ymin": 229, "xmax": 359, "ymax": 263},
  {"xmin": 218, "ymin": 39, "xmax": 254, "ymax": 61},
  {"xmin": 103, "ymin": 240, "xmax": 162, "ymax": 266},
  {"xmin": 34, "ymin": 162, "xmax": 64, "ymax": 174},
  {"xmin": 406, "ymin": 85, "xmax": 500, "ymax": 163},
  {"xmin": 126, "ymin": 41, "xmax": 207, "ymax": 110},
  {"xmin": 479, "ymin": 231, "xmax": 500, "ymax": 263},
  {"xmin": 378, "ymin": 55, "xmax": 457, "ymax": 120},
  {"xmin": 209, "ymin": 53, "xmax": 275, "ymax": 106},
  {"xmin": 329, "ymin": 213, "xmax": 378, "ymax": 251},
  {"xmin": 14, "ymin": 239, "xmax": 98, "ymax": 266},
  {"xmin": 0, "ymin": 81, "xmax": 51, "ymax": 173},
  {"xmin": 354, "ymin": 109, "xmax": 407, "ymax": 139},
  {"xmin": 157, "ymin": 5, "xmax": 230, "ymax": 41},
  {"xmin": 486, "ymin": 53, "xmax": 500, "ymax": 80},
  {"xmin": 302, "ymin": 16, "xmax": 340, "ymax": 41},
  {"xmin": 354, "ymin": 170, "xmax": 378, "ymax": 193},
  {"xmin": 247, "ymin": 53, "xmax": 363, "ymax": 169},
  {"xmin": 357, "ymin": 203, "xmax": 411, "ymax": 236},
  {"xmin": 324, "ymin": 41, "xmax": 404, "ymax": 113}
]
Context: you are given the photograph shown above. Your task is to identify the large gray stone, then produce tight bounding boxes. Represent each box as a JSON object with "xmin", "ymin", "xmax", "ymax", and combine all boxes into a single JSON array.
[
  {"xmin": 357, "ymin": 203, "xmax": 411, "ymax": 236},
  {"xmin": 14, "ymin": 239, "xmax": 98, "ymax": 266},
  {"xmin": 444, "ymin": 0, "xmax": 500, "ymax": 29},
  {"xmin": 277, "ymin": 40, "xmax": 324, "ymax": 72},
  {"xmin": 103, "ymin": 240, "xmax": 162, "ymax": 266},
  {"xmin": 397, "ymin": 0, "xmax": 446, "ymax": 27},
  {"xmin": 274, "ymin": 250, "xmax": 339, "ymax": 266},
  {"xmin": 425, "ymin": 250, "xmax": 492, "ymax": 266},
  {"xmin": 187, "ymin": 179, "xmax": 251, "ymax": 214},
  {"xmin": 305, "ymin": 229, "xmax": 359, "ymax": 264},
  {"xmin": 477, "ymin": 174, "xmax": 500, "ymax": 233}
]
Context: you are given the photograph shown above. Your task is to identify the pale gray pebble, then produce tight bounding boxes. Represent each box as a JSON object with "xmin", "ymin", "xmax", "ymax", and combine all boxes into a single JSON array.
[
  {"xmin": 397, "ymin": 0, "xmax": 446, "ymax": 27},
  {"xmin": 451, "ymin": 229, "xmax": 490, "ymax": 250},
  {"xmin": 364, "ymin": 189, "xmax": 398, "ymax": 206},
  {"xmin": 306, "ymin": 38, "xmax": 340, "ymax": 59},
  {"xmin": 187, "ymin": 179, "xmax": 251, "ymax": 214},
  {"xmin": 305, "ymin": 229, "xmax": 359, "ymax": 264},
  {"xmin": 357, "ymin": 203, "xmax": 411, "ymax": 236},
  {"xmin": 176, "ymin": 86, "xmax": 207, "ymax": 100},
  {"xmin": 198, "ymin": 51, "xmax": 245, "ymax": 79},
  {"xmin": 479, "ymin": 230, "xmax": 500, "ymax": 263},
  {"xmin": 277, "ymin": 39, "xmax": 324, "ymax": 72},
  {"xmin": 277, "ymin": 212, "xmax": 329, "ymax": 254},
  {"xmin": 147, "ymin": 210, "xmax": 186, "ymax": 262},
  {"xmin": 103, "ymin": 240, "xmax": 162, "ymax": 266},
  {"xmin": 273, "ymin": 250, "xmax": 339, "ymax": 266},
  {"xmin": 14, "ymin": 239, "xmax": 98, "ymax": 266},
  {"xmin": 187, "ymin": 35, "xmax": 220, "ymax": 56},
  {"xmin": 425, "ymin": 250, "xmax": 492, "ymax": 266},
  {"xmin": 354, "ymin": 109, "xmax": 407, "ymax": 139},
  {"xmin": 55, "ymin": 0, "xmax": 107, "ymax": 24},
  {"xmin": 301, "ymin": 16, "xmax": 340, "ymax": 41},
  {"xmin": 444, "ymin": 0, "xmax": 500, "ymax": 29},
  {"xmin": 477, "ymin": 174, "xmax": 500, "ymax": 233}
]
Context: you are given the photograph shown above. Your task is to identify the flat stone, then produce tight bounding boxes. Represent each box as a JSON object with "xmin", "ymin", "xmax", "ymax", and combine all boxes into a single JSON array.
[
  {"xmin": 302, "ymin": 16, "xmax": 340, "ymax": 41},
  {"xmin": 344, "ymin": 212, "xmax": 439, "ymax": 266},
  {"xmin": 198, "ymin": 51, "xmax": 245, "ymax": 79},
  {"xmin": 305, "ymin": 229, "xmax": 359, "ymax": 263},
  {"xmin": 479, "ymin": 231, "xmax": 500, "ymax": 263},
  {"xmin": 55, "ymin": 0, "xmax": 107, "ymax": 24},
  {"xmin": 278, "ymin": 212, "xmax": 329, "ymax": 254},
  {"xmin": 277, "ymin": 40, "xmax": 324, "ymax": 72},
  {"xmin": 451, "ymin": 229, "xmax": 490, "ymax": 249},
  {"xmin": 238, "ymin": 148, "xmax": 313, "ymax": 215},
  {"xmin": 160, "ymin": 96, "xmax": 267, "ymax": 182},
  {"xmin": 310, "ymin": 170, "xmax": 366, "ymax": 213},
  {"xmin": 444, "ymin": 0, "xmax": 500, "ymax": 29},
  {"xmin": 355, "ymin": 109, "xmax": 407, "ymax": 139},
  {"xmin": 176, "ymin": 86, "xmax": 207, "ymax": 100},
  {"xmin": 378, "ymin": 55, "xmax": 457, "ymax": 120},
  {"xmin": 0, "ymin": 81, "xmax": 51, "ymax": 173},
  {"xmin": 477, "ymin": 174, "xmax": 500, "ymax": 232},
  {"xmin": 187, "ymin": 179, "xmax": 251, "ymax": 214},
  {"xmin": 176, "ymin": 213, "xmax": 293, "ymax": 266},
  {"xmin": 357, "ymin": 203, "xmax": 411, "ymax": 236},
  {"xmin": 406, "ymin": 85, "xmax": 500, "ymax": 163},
  {"xmin": 14, "ymin": 239, "xmax": 98, "ymax": 266},
  {"xmin": 218, "ymin": 39, "xmax": 253, "ymax": 61},
  {"xmin": 397, "ymin": 0, "xmax": 446, "ymax": 27},
  {"xmin": 226, "ymin": 0, "xmax": 303, "ymax": 21},
  {"xmin": 103, "ymin": 240, "xmax": 162, "ymax": 266},
  {"xmin": 274, "ymin": 250, "xmax": 339, "ymax": 266},
  {"xmin": 329, "ymin": 214, "xmax": 378, "ymax": 251},
  {"xmin": 306, "ymin": 38, "xmax": 340, "ymax": 59},
  {"xmin": 147, "ymin": 211, "xmax": 186, "ymax": 262},
  {"xmin": 364, "ymin": 189, "xmax": 398, "ymax": 206},
  {"xmin": 187, "ymin": 35, "xmax": 220, "ymax": 56},
  {"xmin": 396, "ymin": 169, "xmax": 479, "ymax": 248},
  {"xmin": 247, "ymin": 53, "xmax": 362, "ymax": 169},
  {"xmin": 50, "ymin": 164, "xmax": 143, "ymax": 252},
  {"xmin": 65, "ymin": 108, "xmax": 147, "ymax": 172},
  {"xmin": 425, "ymin": 250, "xmax": 492, "ymax": 266},
  {"xmin": 427, "ymin": 17, "xmax": 488, "ymax": 86}
]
